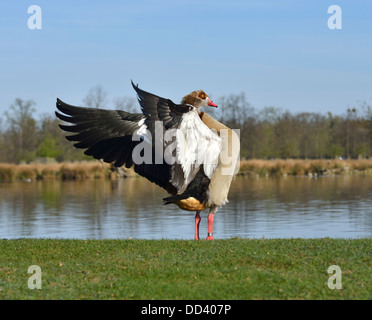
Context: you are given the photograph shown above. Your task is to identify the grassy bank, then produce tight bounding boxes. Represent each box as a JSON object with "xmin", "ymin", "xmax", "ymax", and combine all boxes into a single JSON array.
[
  {"xmin": 238, "ymin": 159, "xmax": 372, "ymax": 177},
  {"xmin": 2, "ymin": 159, "xmax": 372, "ymax": 182},
  {"xmin": 0, "ymin": 161, "xmax": 127, "ymax": 182},
  {"xmin": 0, "ymin": 238, "xmax": 371, "ymax": 299}
]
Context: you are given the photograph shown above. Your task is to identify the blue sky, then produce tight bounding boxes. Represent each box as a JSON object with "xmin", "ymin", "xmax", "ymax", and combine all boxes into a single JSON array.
[{"xmin": 0, "ymin": 0, "xmax": 371, "ymax": 118}]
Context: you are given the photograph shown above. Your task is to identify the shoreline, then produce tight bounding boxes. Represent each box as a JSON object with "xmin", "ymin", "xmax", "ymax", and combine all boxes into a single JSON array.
[{"xmin": 1, "ymin": 159, "xmax": 372, "ymax": 182}]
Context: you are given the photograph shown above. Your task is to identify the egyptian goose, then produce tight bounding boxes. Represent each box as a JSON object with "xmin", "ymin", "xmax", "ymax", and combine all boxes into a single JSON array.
[{"xmin": 55, "ymin": 81, "xmax": 240, "ymax": 240}]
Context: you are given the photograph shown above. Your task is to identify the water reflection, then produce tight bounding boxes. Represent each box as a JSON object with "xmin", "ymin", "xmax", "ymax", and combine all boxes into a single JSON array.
[{"xmin": 0, "ymin": 175, "xmax": 371, "ymax": 239}]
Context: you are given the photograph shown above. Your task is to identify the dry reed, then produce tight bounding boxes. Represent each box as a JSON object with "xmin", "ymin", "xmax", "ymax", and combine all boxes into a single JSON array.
[
  {"xmin": 2, "ymin": 159, "xmax": 372, "ymax": 182},
  {"xmin": 0, "ymin": 161, "xmax": 113, "ymax": 182},
  {"xmin": 238, "ymin": 159, "xmax": 372, "ymax": 177}
]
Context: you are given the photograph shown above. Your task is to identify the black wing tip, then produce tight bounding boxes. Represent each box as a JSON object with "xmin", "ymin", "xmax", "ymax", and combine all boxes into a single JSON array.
[
  {"xmin": 55, "ymin": 110, "xmax": 62, "ymax": 119},
  {"xmin": 56, "ymin": 98, "xmax": 70, "ymax": 113},
  {"xmin": 56, "ymin": 98, "xmax": 70, "ymax": 116},
  {"xmin": 56, "ymin": 98, "xmax": 67, "ymax": 108},
  {"xmin": 56, "ymin": 98, "xmax": 62, "ymax": 109},
  {"xmin": 131, "ymin": 79, "xmax": 139, "ymax": 91}
]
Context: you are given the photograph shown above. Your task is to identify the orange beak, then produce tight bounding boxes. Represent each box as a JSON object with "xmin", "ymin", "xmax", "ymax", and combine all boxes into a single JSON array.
[{"xmin": 207, "ymin": 98, "xmax": 218, "ymax": 107}]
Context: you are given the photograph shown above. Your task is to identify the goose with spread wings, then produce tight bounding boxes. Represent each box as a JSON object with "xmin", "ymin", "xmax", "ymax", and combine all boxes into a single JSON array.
[{"xmin": 55, "ymin": 81, "xmax": 240, "ymax": 240}]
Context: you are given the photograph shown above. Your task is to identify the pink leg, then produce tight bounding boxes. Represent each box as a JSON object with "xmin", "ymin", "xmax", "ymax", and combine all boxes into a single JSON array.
[
  {"xmin": 194, "ymin": 211, "xmax": 201, "ymax": 240},
  {"xmin": 206, "ymin": 212, "xmax": 215, "ymax": 240}
]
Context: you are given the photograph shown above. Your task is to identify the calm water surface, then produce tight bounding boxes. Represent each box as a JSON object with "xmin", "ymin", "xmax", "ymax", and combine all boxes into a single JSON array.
[{"xmin": 1, "ymin": 175, "xmax": 371, "ymax": 239}]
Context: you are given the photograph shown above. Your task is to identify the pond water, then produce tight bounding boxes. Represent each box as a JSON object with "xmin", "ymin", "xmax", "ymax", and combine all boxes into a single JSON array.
[{"xmin": 0, "ymin": 175, "xmax": 371, "ymax": 239}]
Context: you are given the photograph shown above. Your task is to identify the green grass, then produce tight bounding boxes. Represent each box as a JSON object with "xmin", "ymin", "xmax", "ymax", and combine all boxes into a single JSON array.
[{"xmin": 0, "ymin": 238, "xmax": 371, "ymax": 300}]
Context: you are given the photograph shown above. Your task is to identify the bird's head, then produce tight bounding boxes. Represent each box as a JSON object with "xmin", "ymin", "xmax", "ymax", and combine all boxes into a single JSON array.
[{"xmin": 181, "ymin": 90, "xmax": 218, "ymax": 109}]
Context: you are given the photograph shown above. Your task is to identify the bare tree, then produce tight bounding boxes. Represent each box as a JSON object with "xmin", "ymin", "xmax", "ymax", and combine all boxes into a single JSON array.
[
  {"xmin": 4, "ymin": 98, "xmax": 38, "ymax": 163},
  {"xmin": 83, "ymin": 85, "xmax": 108, "ymax": 108},
  {"xmin": 218, "ymin": 92, "xmax": 255, "ymax": 128},
  {"xmin": 113, "ymin": 96, "xmax": 138, "ymax": 113}
]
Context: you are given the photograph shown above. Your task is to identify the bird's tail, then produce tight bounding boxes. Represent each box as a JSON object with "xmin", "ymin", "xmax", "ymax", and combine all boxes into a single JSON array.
[{"xmin": 163, "ymin": 194, "xmax": 188, "ymax": 205}]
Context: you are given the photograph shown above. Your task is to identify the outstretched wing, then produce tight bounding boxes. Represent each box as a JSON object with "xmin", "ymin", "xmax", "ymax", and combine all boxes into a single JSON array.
[
  {"xmin": 55, "ymin": 98, "xmax": 176, "ymax": 194},
  {"xmin": 56, "ymin": 83, "xmax": 221, "ymax": 196},
  {"xmin": 131, "ymin": 80, "xmax": 192, "ymax": 135},
  {"xmin": 55, "ymin": 98, "xmax": 144, "ymax": 167}
]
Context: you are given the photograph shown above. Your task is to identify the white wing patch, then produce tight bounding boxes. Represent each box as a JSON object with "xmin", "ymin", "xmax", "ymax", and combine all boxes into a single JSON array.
[{"xmin": 170, "ymin": 109, "xmax": 221, "ymax": 192}]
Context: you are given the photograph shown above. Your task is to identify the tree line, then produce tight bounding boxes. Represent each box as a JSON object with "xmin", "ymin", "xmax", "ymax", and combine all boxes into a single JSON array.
[
  {"xmin": 216, "ymin": 93, "xmax": 372, "ymax": 160},
  {"xmin": 0, "ymin": 86, "xmax": 371, "ymax": 164}
]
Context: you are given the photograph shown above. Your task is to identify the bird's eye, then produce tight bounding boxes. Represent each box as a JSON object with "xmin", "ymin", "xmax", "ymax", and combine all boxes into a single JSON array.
[{"xmin": 199, "ymin": 92, "xmax": 206, "ymax": 99}]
